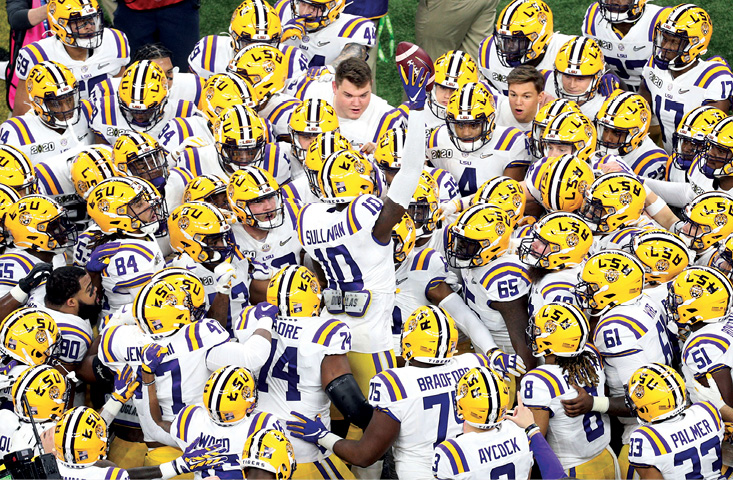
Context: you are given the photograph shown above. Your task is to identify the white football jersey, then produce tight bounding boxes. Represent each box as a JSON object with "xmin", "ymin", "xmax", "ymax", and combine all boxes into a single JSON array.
[
  {"xmin": 528, "ymin": 266, "xmax": 581, "ymax": 317},
  {"xmin": 619, "ymin": 136, "xmax": 669, "ymax": 180},
  {"xmin": 627, "ymin": 402, "xmax": 724, "ymax": 480},
  {"xmin": 258, "ymin": 92, "xmax": 302, "ymax": 140},
  {"xmin": 368, "ymin": 353, "xmax": 492, "ymax": 480},
  {"xmin": 682, "ymin": 320, "xmax": 733, "ymax": 400},
  {"xmin": 157, "ymin": 116, "xmax": 212, "ymax": 153},
  {"xmin": 0, "ymin": 248, "xmax": 64, "ymax": 304},
  {"xmin": 433, "ymin": 425, "xmax": 533, "ymax": 480},
  {"xmin": 643, "ymin": 58, "xmax": 733, "ymax": 152},
  {"xmin": 15, "ymin": 29, "xmax": 129, "ymax": 99},
  {"xmin": 427, "ymin": 124, "xmax": 530, "ymax": 197},
  {"xmin": 583, "ymin": 3, "xmax": 670, "ymax": 91},
  {"xmin": 0, "ymin": 409, "xmax": 20, "ymax": 457},
  {"xmin": 56, "ymin": 463, "xmax": 130, "ymax": 480},
  {"xmin": 9, "ymin": 421, "xmax": 54, "ymax": 457},
  {"xmin": 478, "ymin": 32, "xmax": 574, "ymax": 95},
  {"xmin": 187, "ymin": 34, "xmax": 308, "ymax": 81},
  {"xmin": 254, "ymin": 316, "xmax": 352, "ymax": 462},
  {"xmin": 38, "ymin": 309, "xmax": 93, "ymax": 366},
  {"xmin": 520, "ymin": 346, "xmax": 611, "ymax": 470},
  {"xmin": 297, "ymin": 195, "xmax": 395, "ymax": 352},
  {"xmin": 428, "ymin": 167, "xmax": 460, "ymax": 204},
  {"xmin": 0, "ymin": 362, "xmax": 28, "ymax": 404},
  {"xmin": 170, "ymin": 404, "xmax": 282, "ymax": 480},
  {"xmin": 0, "ymin": 108, "xmax": 94, "ymax": 165}
]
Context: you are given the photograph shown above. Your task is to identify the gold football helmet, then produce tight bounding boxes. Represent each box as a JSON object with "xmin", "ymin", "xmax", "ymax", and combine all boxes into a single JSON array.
[
  {"xmin": 227, "ymin": 166, "xmax": 285, "ymax": 229},
  {"xmin": 199, "ymin": 73, "xmax": 259, "ymax": 132},
  {"xmin": 374, "ymin": 127, "xmax": 407, "ymax": 174},
  {"xmin": 599, "ymin": 0, "xmax": 648, "ymax": 23},
  {"xmin": 291, "ymin": 0, "xmax": 345, "ymax": 32},
  {"xmin": 54, "ymin": 407, "xmax": 108, "ymax": 467},
  {"xmin": 409, "ymin": 174, "xmax": 441, "ymax": 240},
  {"xmin": 541, "ymin": 111, "xmax": 597, "ymax": 163},
  {"xmin": 0, "ymin": 185, "xmax": 21, "ymax": 247},
  {"xmin": 455, "ymin": 366, "xmax": 510, "ymax": 429},
  {"xmin": 528, "ymin": 302, "xmax": 590, "ymax": 357},
  {"xmin": 183, "ymin": 174, "xmax": 231, "ymax": 215},
  {"xmin": 0, "ymin": 307, "xmax": 59, "ymax": 366},
  {"xmin": 429, "ymin": 50, "xmax": 479, "ymax": 120},
  {"xmin": 71, "ymin": 145, "xmax": 118, "ymax": 199},
  {"xmin": 626, "ymin": 363, "xmax": 686, "ymax": 424},
  {"xmin": 118, "ymin": 60, "xmax": 169, "ymax": 132},
  {"xmin": 392, "ymin": 213, "xmax": 417, "ymax": 266},
  {"xmin": 113, "ymin": 132, "xmax": 169, "ymax": 190},
  {"xmin": 267, "ymin": 265, "xmax": 321, "ymax": 318},
  {"xmin": 87, "ymin": 177, "xmax": 168, "ymax": 237},
  {"xmin": 539, "ymin": 154, "xmax": 594, "ymax": 213},
  {"xmin": 518, "ymin": 212, "xmax": 592, "ymax": 270},
  {"xmin": 133, "ymin": 279, "xmax": 194, "ymax": 339},
  {"xmin": 214, "ymin": 105, "xmax": 268, "ymax": 176},
  {"xmin": 229, "ymin": 0, "xmax": 281, "ymax": 52},
  {"xmin": 12, "ymin": 364, "xmax": 68, "ymax": 422},
  {"xmin": 472, "ymin": 176, "xmax": 525, "ymax": 227},
  {"xmin": 317, "ymin": 150, "xmax": 375, "ymax": 204},
  {"xmin": 150, "ymin": 267, "xmax": 208, "ymax": 322},
  {"xmin": 401, "ymin": 305, "xmax": 458, "ymax": 365},
  {"xmin": 653, "ymin": 5, "xmax": 712, "ymax": 71},
  {"xmin": 0, "ymin": 144, "xmax": 37, "ymax": 197},
  {"xmin": 579, "ymin": 172, "xmax": 646, "ymax": 234},
  {"xmin": 630, "ymin": 228, "xmax": 690, "ymax": 286},
  {"xmin": 494, "ymin": 0, "xmax": 554, "ymax": 68},
  {"xmin": 227, "ymin": 44, "xmax": 287, "ymax": 108},
  {"xmin": 47, "ymin": 0, "xmax": 103, "ymax": 49},
  {"xmin": 241, "ymin": 429, "xmax": 297, "ymax": 479},
  {"xmin": 5, "ymin": 195, "xmax": 77, "ymax": 251},
  {"xmin": 203, "ymin": 366, "xmax": 257, "ymax": 425},
  {"xmin": 27, "ymin": 61, "xmax": 80, "ymax": 129},
  {"xmin": 709, "ymin": 233, "xmax": 733, "ymax": 279},
  {"xmin": 595, "ymin": 91, "xmax": 651, "ymax": 156},
  {"xmin": 445, "ymin": 82, "xmax": 496, "ymax": 153},
  {"xmin": 289, "ymin": 99, "xmax": 339, "ymax": 163},
  {"xmin": 445, "ymin": 204, "xmax": 513, "ymax": 269},
  {"xmin": 699, "ymin": 117, "xmax": 733, "ymax": 179},
  {"xmin": 574, "ymin": 250, "xmax": 644, "ymax": 315},
  {"xmin": 529, "ymin": 98, "xmax": 581, "ymax": 159},
  {"xmin": 675, "ymin": 191, "xmax": 733, "ymax": 252},
  {"xmin": 673, "ymin": 106, "xmax": 727, "ymax": 172},
  {"xmin": 666, "ymin": 266, "xmax": 733, "ymax": 325},
  {"xmin": 305, "ymin": 131, "xmax": 352, "ymax": 196},
  {"xmin": 168, "ymin": 202, "xmax": 234, "ymax": 264},
  {"xmin": 554, "ymin": 37, "xmax": 605, "ymax": 104}
]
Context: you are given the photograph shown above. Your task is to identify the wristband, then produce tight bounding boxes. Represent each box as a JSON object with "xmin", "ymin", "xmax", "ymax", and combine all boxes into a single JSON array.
[
  {"xmin": 9, "ymin": 285, "xmax": 28, "ymax": 304},
  {"xmin": 525, "ymin": 423, "xmax": 540, "ymax": 437},
  {"xmin": 256, "ymin": 315, "xmax": 274, "ymax": 332},
  {"xmin": 103, "ymin": 398, "xmax": 123, "ymax": 417},
  {"xmin": 592, "ymin": 396, "xmax": 610, "ymax": 413},
  {"xmin": 646, "ymin": 196, "xmax": 667, "ymax": 216},
  {"xmin": 143, "ymin": 380, "xmax": 155, "ymax": 387},
  {"xmin": 317, "ymin": 432, "xmax": 341, "ymax": 452},
  {"xmin": 158, "ymin": 461, "xmax": 179, "ymax": 480}
]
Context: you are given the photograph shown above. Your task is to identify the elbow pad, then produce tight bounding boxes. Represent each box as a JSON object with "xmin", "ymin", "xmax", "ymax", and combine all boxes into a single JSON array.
[
  {"xmin": 91, "ymin": 356, "xmax": 115, "ymax": 384},
  {"xmin": 325, "ymin": 373, "xmax": 373, "ymax": 430}
]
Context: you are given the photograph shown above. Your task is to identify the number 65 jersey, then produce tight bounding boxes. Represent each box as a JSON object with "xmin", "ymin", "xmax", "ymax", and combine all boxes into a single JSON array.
[
  {"xmin": 368, "ymin": 353, "xmax": 492, "ymax": 480},
  {"xmin": 628, "ymin": 402, "xmax": 724, "ymax": 480}
]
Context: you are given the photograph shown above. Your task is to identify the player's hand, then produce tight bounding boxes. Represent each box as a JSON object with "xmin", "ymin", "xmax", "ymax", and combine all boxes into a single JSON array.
[
  {"xmin": 86, "ymin": 242, "xmax": 122, "ymax": 273},
  {"xmin": 254, "ymin": 301, "xmax": 278, "ymax": 331},
  {"xmin": 487, "ymin": 348, "xmax": 526, "ymax": 379},
  {"xmin": 281, "ymin": 19, "xmax": 306, "ymax": 42},
  {"xmin": 693, "ymin": 374, "xmax": 726, "ymax": 410},
  {"xmin": 19, "ymin": 262, "xmax": 53, "ymax": 294},
  {"xmin": 112, "ymin": 365, "xmax": 140, "ymax": 403},
  {"xmin": 214, "ymin": 262, "xmax": 236, "ymax": 295},
  {"xmin": 437, "ymin": 198, "xmax": 462, "ymax": 220},
  {"xmin": 360, "ymin": 142, "xmax": 377, "ymax": 155},
  {"xmin": 598, "ymin": 72, "xmax": 622, "ymax": 97},
  {"xmin": 504, "ymin": 395, "xmax": 535, "ymax": 429},
  {"xmin": 399, "ymin": 63, "xmax": 429, "ymax": 110},
  {"xmin": 173, "ymin": 437, "xmax": 226, "ymax": 474},
  {"xmin": 561, "ymin": 384, "xmax": 593, "ymax": 417},
  {"xmin": 286, "ymin": 412, "xmax": 331, "ymax": 444},
  {"xmin": 141, "ymin": 344, "xmax": 168, "ymax": 375},
  {"xmin": 0, "ymin": 360, "xmax": 18, "ymax": 390}
]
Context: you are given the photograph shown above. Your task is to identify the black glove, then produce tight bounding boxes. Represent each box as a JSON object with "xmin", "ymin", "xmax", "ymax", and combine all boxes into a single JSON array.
[{"xmin": 18, "ymin": 263, "xmax": 53, "ymax": 294}]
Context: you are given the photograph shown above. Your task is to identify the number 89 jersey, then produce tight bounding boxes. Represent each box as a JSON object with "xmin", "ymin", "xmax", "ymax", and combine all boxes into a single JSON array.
[{"xmin": 520, "ymin": 346, "xmax": 611, "ymax": 470}]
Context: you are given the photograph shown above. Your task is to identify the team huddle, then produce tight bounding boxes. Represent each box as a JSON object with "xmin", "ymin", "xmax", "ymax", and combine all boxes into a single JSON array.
[{"xmin": 1, "ymin": 0, "xmax": 733, "ymax": 478}]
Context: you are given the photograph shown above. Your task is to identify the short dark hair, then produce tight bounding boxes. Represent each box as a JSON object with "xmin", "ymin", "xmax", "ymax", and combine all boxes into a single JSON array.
[
  {"xmin": 44, "ymin": 266, "xmax": 86, "ymax": 307},
  {"xmin": 132, "ymin": 43, "xmax": 173, "ymax": 63},
  {"xmin": 335, "ymin": 57, "xmax": 372, "ymax": 88},
  {"xmin": 506, "ymin": 65, "xmax": 545, "ymax": 94}
]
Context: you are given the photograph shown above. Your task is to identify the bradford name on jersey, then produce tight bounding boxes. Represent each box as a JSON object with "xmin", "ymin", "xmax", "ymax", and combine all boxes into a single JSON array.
[
  {"xmin": 368, "ymin": 353, "xmax": 493, "ymax": 480},
  {"xmin": 628, "ymin": 402, "xmax": 724, "ymax": 480}
]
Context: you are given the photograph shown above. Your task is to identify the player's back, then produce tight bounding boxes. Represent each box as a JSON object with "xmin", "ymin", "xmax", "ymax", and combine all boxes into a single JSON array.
[
  {"xmin": 368, "ymin": 353, "xmax": 491, "ymax": 479},
  {"xmin": 528, "ymin": 266, "xmax": 580, "ymax": 317},
  {"xmin": 628, "ymin": 402, "xmax": 724, "ymax": 479},
  {"xmin": 433, "ymin": 424, "xmax": 533, "ymax": 480}
]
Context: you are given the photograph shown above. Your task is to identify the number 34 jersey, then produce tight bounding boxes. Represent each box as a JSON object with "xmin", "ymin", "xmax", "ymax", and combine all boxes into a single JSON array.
[
  {"xmin": 368, "ymin": 353, "xmax": 492, "ymax": 480},
  {"xmin": 628, "ymin": 402, "xmax": 724, "ymax": 480}
]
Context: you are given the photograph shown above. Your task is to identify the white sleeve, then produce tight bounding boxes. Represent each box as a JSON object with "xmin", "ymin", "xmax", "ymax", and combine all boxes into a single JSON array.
[
  {"xmin": 206, "ymin": 335, "xmax": 272, "ymax": 373},
  {"xmin": 643, "ymin": 178, "xmax": 695, "ymax": 208},
  {"xmin": 388, "ymin": 108, "xmax": 426, "ymax": 208},
  {"xmin": 439, "ymin": 292, "xmax": 497, "ymax": 353},
  {"xmin": 135, "ymin": 391, "xmax": 178, "ymax": 446}
]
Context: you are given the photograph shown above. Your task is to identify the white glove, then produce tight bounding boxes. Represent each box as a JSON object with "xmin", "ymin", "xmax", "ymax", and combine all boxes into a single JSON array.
[
  {"xmin": 694, "ymin": 374, "xmax": 726, "ymax": 410},
  {"xmin": 214, "ymin": 262, "xmax": 236, "ymax": 295},
  {"xmin": 438, "ymin": 198, "xmax": 461, "ymax": 220}
]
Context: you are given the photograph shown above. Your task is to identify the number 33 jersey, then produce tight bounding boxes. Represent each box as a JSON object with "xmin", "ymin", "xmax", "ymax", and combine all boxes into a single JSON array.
[{"xmin": 368, "ymin": 353, "xmax": 492, "ymax": 480}]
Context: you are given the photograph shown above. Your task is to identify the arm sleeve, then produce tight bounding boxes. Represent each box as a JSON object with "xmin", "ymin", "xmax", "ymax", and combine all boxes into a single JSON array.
[
  {"xmin": 529, "ymin": 431, "xmax": 568, "ymax": 479},
  {"xmin": 643, "ymin": 178, "xmax": 695, "ymax": 208},
  {"xmin": 135, "ymin": 392, "xmax": 178, "ymax": 447},
  {"xmin": 439, "ymin": 292, "xmax": 497, "ymax": 353},
  {"xmin": 206, "ymin": 335, "xmax": 272, "ymax": 373},
  {"xmin": 387, "ymin": 108, "xmax": 426, "ymax": 208},
  {"xmin": 6, "ymin": 0, "xmax": 33, "ymax": 31}
]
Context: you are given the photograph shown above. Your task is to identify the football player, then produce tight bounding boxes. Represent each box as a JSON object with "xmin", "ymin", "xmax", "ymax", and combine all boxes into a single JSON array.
[
  {"xmin": 578, "ymin": 172, "xmax": 649, "ymax": 240},
  {"xmin": 626, "ymin": 364, "xmax": 724, "ymax": 479},
  {"xmin": 427, "ymin": 50, "xmax": 480, "ymax": 131},
  {"xmin": 666, "ymin": 106, "xmax": 727, "ymax": 184},
  {"xmin": 639, "ymin": 4, "xmax": 733, "ymax": 152},
  {"xmin": 287, "ymin": 305, "xmax": 517, "ymax": 479},
  {"xmin": 427, "ymin": 82, "xmax": 529, "ymax": 197},
  {"xmin": 288, "ymin": 98, "xmax": 340, "ymax": 177},
  {"xmin": 478, "ymin": 0, "xmax": 573, "ymax": 95},
  {"xmin": 674, "ymin": 192, "xmax": 733, "ymax": 266},
  {"xmin": 583, "ymin": 0, "xmax": 670, "ymax": 92},
  {"xmin": 0, "ymin": 145, "xmax": 37, "ymax": 197},
  {"xmin": 12, "ymin": 0, "xmax": 129, "ymax": 116},
  {"xmin": 525, "ymin": 154, "xmax": 595, "ymax": 216},
  {"xmin": 241, "ymin": 429, "xmax": 297, "ymax": 480},
  {"xmin": 522, "ymin": 302, "xmax": 618, "ymax": 479},
  {"xmin": 526, "ymin": 98, "xmax": 582, "ymax": 161},
  {"xmin": 0, "ymin": 61, "xmax": 95, "ymax": 164}
]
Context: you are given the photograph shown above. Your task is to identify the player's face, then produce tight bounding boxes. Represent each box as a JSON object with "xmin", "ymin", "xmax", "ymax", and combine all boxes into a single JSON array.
[
  {"xmin": 69, "ymin": 13, "xmax": 99, "ymax": 37},
  {"xmin": 434, "ymin": 84, "xmax": 455, "ymax": 107},
  {"xmin": 243, "ymin": 467, "xmax": 276, "ymax": 479},
  {"xmin": 151, "ymin": 57, "xmax": 175, "ymax": 89},
  {"xmin": 47, "ymin": 92, "xmax": 77, "ymax": 122},
  {"xmin": 561, "ymin": 73, "xmax": 593, "ymax": 95},
  {"xmin": 508, "ymin": 82, "xmax": 543, "ymax": 124},
  {"xmin": 658, "ymin": 31, "xmax": 686, "ymax": 62},
  {"xmin": 332, "ymin": 79, "xmax": 371, "ymax": 120},
  {"xmin": 207, "ymin": 192, "xmax": 230, "ymax": 212},
  {"xmin": 248, "ymin": 194, "xmax": 279, "ymax": 222},
  {"xmin": 129, "ymin": 196, "xmax": 157, "ymax": 223},
  {"xmin": 704, "ymin": 143, "xmax": 733, "ymax": 172},
  {"xmin": 454, "ymin": 120, "xmax": 483, "ymax": 141},
  {"xmin": 297, "ymin": 0, "xmax": 326, "ymax": 18},
  {"xmin": 544, "ymin": 142, "xmax": 574, "ymax": 157},
  {"xmin": 296, "ymin": 132, "xmax": 319, "ymax": 152},
  {"xmin": 75, "ymin": 273, "xmax": 98, "ymax": 307},
  {"xmin": 710, "ymin": 251, "xmax": 733, "ymax": 277},
  {"xmin": 601, "ymin": 126, "xmax": 627, "ymax": 148}
]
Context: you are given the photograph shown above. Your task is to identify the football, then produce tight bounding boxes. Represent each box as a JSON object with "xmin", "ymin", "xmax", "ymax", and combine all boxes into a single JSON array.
[{"xmin": 395, "ymin": 42, "xmax": 435, "ymax": 93}]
